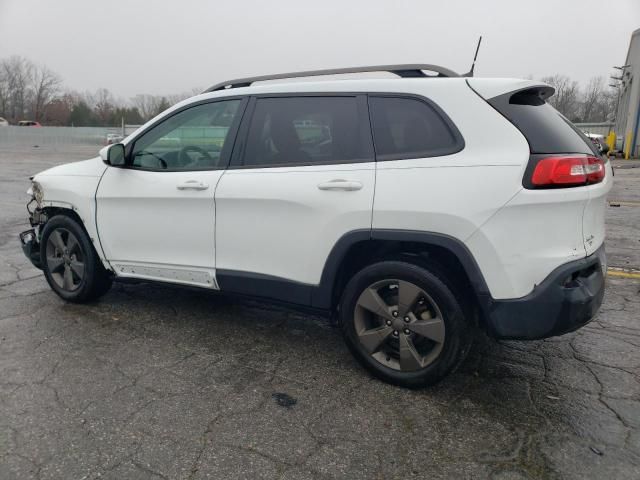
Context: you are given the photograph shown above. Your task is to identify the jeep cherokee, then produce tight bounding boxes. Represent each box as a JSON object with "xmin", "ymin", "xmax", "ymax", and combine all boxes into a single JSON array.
[{"xmin": 20, "ymin": 64, "xmax": 611, "ymax": 388}]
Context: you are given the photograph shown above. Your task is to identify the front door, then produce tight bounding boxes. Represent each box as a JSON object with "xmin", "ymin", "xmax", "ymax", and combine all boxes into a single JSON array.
[{"xmin": 96, "ymin": 97, "xmax": 246, "ymax": 288}]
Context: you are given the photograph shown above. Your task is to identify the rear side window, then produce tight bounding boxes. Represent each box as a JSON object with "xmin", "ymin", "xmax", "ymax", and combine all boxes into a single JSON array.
[
  {"xmin": 489, "ymin": 90, "xmax": 596, "ymax": 155},
  {"xmin": 240, "ymin": 96, "xmax": 373, "ymax": 168},
  {"xmin": 368, "ymin": 96, "xmax": 463, "ymax": 161}
]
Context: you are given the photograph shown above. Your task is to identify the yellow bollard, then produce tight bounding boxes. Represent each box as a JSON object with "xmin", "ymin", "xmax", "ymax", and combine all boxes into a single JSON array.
[
  {"xmin": 624, "ymin": 132, "xmax": 632, "ymax": 159},
  {"xmin": 606, "ymin": 131, "xmax": 616, "ymax": 152}
]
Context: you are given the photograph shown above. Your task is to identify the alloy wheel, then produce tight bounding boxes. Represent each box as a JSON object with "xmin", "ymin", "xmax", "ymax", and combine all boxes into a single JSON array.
[
  {"xmin": 354, "ymin": 279, "xmax": 446, "ymax": 372},
  {"xmin": 45, "ymin": 228, "xmax": 85, "ymax": 291}
]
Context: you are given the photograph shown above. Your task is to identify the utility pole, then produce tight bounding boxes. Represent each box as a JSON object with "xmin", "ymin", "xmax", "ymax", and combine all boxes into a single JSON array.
[{"xmin": 609, "ymin": 65, "xmax": 632, "ymax": 155}]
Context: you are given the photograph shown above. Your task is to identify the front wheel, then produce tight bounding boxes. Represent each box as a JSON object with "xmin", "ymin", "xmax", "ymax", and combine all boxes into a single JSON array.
[
  {"xmin": 339, "ymin": 261, "xmax": 472, "ymax": 388},
  {"xmin": 40, "ymin": 215, "xmax": 112, "ymax": 303}
]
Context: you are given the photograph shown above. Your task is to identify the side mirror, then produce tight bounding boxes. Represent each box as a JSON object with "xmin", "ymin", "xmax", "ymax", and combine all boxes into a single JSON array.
[{"xmin": 100, "ymin": 143, "xmax": 126, "ymax": 166}]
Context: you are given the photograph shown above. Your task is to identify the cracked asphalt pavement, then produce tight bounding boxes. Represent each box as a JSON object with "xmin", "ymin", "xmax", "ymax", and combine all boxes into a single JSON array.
[{"xmin": 1, "ymin": 144, "xmax": 639, "ymax": 479}]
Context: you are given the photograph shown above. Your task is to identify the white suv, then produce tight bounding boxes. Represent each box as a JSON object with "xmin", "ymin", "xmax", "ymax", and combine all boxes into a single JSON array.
[{"xmin": 19, "ymin": 65, "xmax": 611, "ymax": 387}]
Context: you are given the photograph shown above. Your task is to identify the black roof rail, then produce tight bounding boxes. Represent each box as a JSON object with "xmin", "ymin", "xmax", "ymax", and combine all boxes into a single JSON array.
[{"xmin": 203, "ymin": 64, "xmax": 460, "ymax": 92}]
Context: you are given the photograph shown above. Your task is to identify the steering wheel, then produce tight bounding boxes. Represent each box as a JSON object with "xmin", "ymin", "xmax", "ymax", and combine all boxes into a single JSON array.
[{"xmin": 179, "ymin": 145, "xmax": 214, "ymax": 168}]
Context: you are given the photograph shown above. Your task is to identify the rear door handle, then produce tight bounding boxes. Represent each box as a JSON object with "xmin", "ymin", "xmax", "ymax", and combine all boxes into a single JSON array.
[
  {"xmin": 177, "ymin": 180, "xmax": 209, "ymax": 191},
  {"xmin": 317, "ymin": 179, "xmax": 363, "ymax": 191}
]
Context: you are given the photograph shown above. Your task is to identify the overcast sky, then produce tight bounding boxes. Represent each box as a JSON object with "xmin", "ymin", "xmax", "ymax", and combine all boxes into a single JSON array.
[{"xmin": 0, "ymin": 0, "xmax": 638, "ymax": 99}]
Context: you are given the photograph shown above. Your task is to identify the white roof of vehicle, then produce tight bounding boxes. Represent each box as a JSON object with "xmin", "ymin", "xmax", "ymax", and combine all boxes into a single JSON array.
[{"xmin": 193, "ymin": 76, "xmax": 549, "ymax": 102}]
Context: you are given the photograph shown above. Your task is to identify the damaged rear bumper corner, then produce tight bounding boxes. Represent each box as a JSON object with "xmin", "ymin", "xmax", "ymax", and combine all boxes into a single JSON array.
[{"xmin": 483, "ymin": 244, "xmax": 606, "ymax": 340}]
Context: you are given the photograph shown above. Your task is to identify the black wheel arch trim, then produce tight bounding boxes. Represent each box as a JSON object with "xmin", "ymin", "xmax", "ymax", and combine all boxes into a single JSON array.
[
  {"xmin": 313, "ymin": 229, "xmax": 491, "ymax": 309},
  {"xmin": 216, "ymin": 229, "xmax": 491, "ymax": 316}
]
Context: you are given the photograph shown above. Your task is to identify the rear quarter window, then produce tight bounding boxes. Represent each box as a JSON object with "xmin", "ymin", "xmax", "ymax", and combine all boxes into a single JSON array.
[
  {"xmin": 488, "ymin": 90, "xmax": 597, "ymax": 155},
  {"xmin": 368, "ymin": 96, "xmax": 464, "ymax": 161}
]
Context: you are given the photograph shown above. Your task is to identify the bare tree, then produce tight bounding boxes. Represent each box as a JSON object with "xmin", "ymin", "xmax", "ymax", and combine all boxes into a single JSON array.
[
  {"xmin": 31, "ymin": 64, "xmax": 61, "ymax": 121},
  {"xmin": 167, "ymin": 87, "xmax": 202, "ymax": 106},
  {"xmin": 93, "ymin": 88, "xmax": 115, "ymax": 125},
  {"xmin": 132, "ymin": 94, "xmax": 161, "ymax": 121},
  {"xmin": 541, "ymin": 74, "xmax": 581, "ymax": 121},
  {"xmin": 1, "ymin": 56, "xmax": 34, "ymax": 121},
  {"xmin": 581, "ymin": 77, "xmax": 604, "ymax": 123},
  {"xmin": 0, "ymin": 55, "xmax": 209, "ymax": 125},
  {"xmin": 132, "ymin": 89, "xmax": 201, "ymax": 122},
  {"xmin": 0, "ymin": 67, "xmax": 9, "ymax": 118}
]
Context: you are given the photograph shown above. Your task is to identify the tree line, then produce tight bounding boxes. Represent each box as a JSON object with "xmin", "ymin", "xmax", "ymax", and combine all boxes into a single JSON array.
[
  {"xmin": 540, "ymin": 75, "xmax": 617, "ymax": 124},
  {"xmin": 0, "ymin": 55, "xmax": 198, "ymax": 126},
  {"xmin": 0, "ymin": 55, "xmax": 619, "ymax": 127}
]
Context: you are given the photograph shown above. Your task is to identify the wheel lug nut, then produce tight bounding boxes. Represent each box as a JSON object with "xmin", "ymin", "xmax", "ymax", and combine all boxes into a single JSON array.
[
  {"xmin": 392, "ymin": 330, "xmax": 399, "ymax": 336},
  {"xmin": 404, "ymin": 316, "xmax": 410, "ymax": 323},
  {"xmin": 385, "ymin": 320, "xmax": 392, "ymax": 326},
  {"xmin": 392, "ymin": 311, "xmax": 398, "ymax": 317},
  {"xmin": 404, "ymin": 328, "xmax": 410, "ymax": 335}
]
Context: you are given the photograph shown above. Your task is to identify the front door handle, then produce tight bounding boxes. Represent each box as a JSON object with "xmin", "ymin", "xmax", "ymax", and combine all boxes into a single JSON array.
[
  {"xmin": 177, "ymin": 180, "xmax": 209, "ymax": 191},
  {"xmin": 317, "ymin": 179, "xmax": 363, "ymax": 191}
]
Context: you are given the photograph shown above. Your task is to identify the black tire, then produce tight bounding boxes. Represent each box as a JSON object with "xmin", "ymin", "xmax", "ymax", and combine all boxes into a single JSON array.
[
  {"xmin": 339, "ymin": 261, "xmax": 472, "ymax": 388},
  {"xmin": 40, "ymin": 215, "xmax": 112, "ymax": 303}
]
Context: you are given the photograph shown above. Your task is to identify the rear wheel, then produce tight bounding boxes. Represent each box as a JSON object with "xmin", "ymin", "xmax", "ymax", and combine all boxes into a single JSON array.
[
  {"xmin": 40, "ymin": 215, "xmax": 112, "ymax": 303},
  {"xmin": 340, "ymin": 261, "xmax": 471, "ymax": 388}
]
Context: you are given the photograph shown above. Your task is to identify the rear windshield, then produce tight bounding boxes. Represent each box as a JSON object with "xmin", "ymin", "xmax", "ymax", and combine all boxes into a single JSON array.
[{"xmin": 489, "ymin": 90, "xmax": 597, "ymax": 155}]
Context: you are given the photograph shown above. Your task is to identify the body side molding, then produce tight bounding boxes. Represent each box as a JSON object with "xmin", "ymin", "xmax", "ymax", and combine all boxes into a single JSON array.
[{"xmin": 215, "ymin": 269, "xmax": 314, "ymax": 306}]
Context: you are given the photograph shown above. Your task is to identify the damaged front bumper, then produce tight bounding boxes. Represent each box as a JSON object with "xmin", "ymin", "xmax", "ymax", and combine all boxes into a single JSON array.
[
  {"xmin": 19, "ymin": 228, "xmax": 42, "ymax": 269},
  {"xmin": 19, "ymin": 198, "xmax": 46, "ymax": 270}
]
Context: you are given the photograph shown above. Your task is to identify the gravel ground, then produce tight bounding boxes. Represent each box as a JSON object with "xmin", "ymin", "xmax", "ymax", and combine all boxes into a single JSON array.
[{"xmin": 1, "ymin": 145, "xmax": 639, "ymax": 479}]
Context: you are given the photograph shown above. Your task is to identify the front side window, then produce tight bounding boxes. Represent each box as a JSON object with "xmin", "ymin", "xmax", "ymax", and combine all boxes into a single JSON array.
[
  {"xmin": 240, "ymin": 96, "xmax": 372, "ymax": 167},
  {"xmin": 369, "ymin": 96, "xmax": 462, "ymax": 160},
  {"xmin": 130, "ymin": 99, "xmax": 241, "ymax": 171}
]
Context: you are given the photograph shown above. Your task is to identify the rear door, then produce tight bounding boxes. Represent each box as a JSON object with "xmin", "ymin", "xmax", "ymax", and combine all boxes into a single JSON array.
[{"xmin": 214, "ymin": 94, "xmax": 375, "ymax": 303}]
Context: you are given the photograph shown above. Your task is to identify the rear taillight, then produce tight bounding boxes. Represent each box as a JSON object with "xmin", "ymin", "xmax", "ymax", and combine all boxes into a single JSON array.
[
  {"xmin": 585, "ymin": 156, "xmax": 605, "ymax": 183},
  {"xmin": 529, "ymin": 155, "xmax": 605, "ymax": 188}
]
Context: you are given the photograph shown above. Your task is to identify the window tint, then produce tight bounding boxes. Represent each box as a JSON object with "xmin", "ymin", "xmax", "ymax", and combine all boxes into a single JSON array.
[
  {"xmin": 368, "ymin": 96, "xmax": 462, "ymax": 160},
  {"xmin": 489, "ymin": 90, "xmax": 596, "ymax": 155},
  {"xmin": 241, "ymin": 96, "xmax": 372, "ymax": 167},
  {"xmin": 131, "ymin": 100, "xmax": 241, "ymax": 171}
]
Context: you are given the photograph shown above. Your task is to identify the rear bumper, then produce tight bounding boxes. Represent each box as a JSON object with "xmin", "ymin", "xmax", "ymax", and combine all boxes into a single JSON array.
[
  {"xmin": 484, "ymin": 245, "xmax": 606, "ymax": 340},
  {"xmin": 19, "ymin": 229, "xmax": 43, "ymax": 269}
]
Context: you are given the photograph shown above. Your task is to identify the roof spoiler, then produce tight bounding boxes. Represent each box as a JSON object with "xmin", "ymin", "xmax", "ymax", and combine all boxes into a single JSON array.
[{"xmin": 467, "ymin": 78, "xmax": 555, "ymax": 101}]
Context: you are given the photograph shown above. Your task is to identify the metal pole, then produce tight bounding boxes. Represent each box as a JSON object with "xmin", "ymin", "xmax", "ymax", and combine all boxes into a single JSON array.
[{"xmin": 611, "ymin": 86, "xmax": 621, "ymax": 135}]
